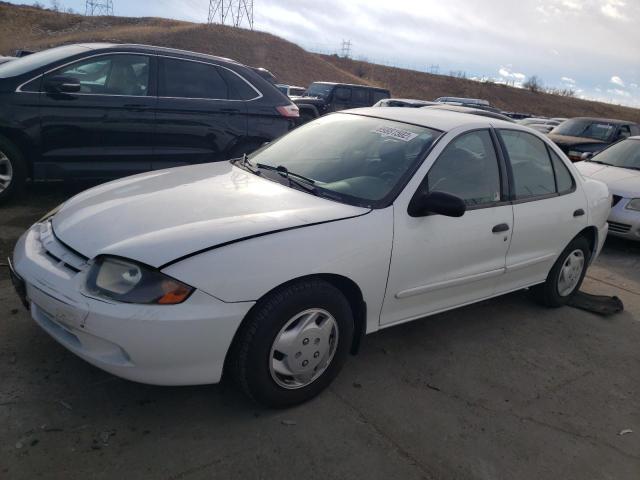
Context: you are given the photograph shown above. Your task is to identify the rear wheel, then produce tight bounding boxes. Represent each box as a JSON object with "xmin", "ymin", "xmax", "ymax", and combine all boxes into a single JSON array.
[
  {"xmin": 532, "ymin": 236, "xmax": 590, "ymax": 307},
  {"xmin": 230, "ymin": 279, "xmax": 354, "ymax": 408},
  {"xmin": 0, "ymin": 136, "xmax": 27, "ymax": 204}
]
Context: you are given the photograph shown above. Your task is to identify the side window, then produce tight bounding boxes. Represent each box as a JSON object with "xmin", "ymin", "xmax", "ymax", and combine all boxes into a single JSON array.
[
  {"xmin": 372, "ymin": 91, "xmax": 389, "ymax": 103},
  {"xmin": 334, "ymin": 87, "xmax": 351, "ymax": 101},
  {"xmin": 548, "ymin": 148, "xmax": 575, "ymax": 194},
  {"xmin": 159, "ymin": 58, "xmax": 228, "ymax": 99},
  {"xmin": 218, "ymin": 68, "xmax": 259, "ymax": 100},
  {"xmin": 426, "ymin": 130, "xmax": 501, "ymax": 207},
  {"xmin": 50, "ymin": 54, "xmax": 149, "ymax": 96},
  {"xmin": 352, "ymin": 88, "xmax": 368, "ymax": 104},
  {"xmin": 619, "ymin": 125, "xmax": 631, "ymax": 140},
  {"xmin": 499, "ymin": 130, "xmax": 556, "ymax": 199}
]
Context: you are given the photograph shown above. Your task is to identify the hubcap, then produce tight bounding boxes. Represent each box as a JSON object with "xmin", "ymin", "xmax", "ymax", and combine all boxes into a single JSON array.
[
  {"xmin": 269, "ymin": 308, "xmax": 339, "ymax": 389},
  {"xmin": 0, "ymin": 151, "xmax": 13, "ymax": 193},
  {"xmin": 557, "ymin": 249, "xmax": 585, "ymax": 297}
]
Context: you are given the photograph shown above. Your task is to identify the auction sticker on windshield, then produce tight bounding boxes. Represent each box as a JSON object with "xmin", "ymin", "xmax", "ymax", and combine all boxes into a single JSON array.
[{"xmin": 372, "ymin": 125, "xmax": 419, "ymax": 142}]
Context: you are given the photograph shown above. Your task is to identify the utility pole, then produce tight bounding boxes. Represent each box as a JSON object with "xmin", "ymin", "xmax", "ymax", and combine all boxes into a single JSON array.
[
  {"xmin": 84, "ymin": 0, "xmax": 114, "ymax": 16},
  {"xmin": 340, "ymin": 39, "xmax": 352, "ymax": 58},
  {"xmin": 208, "ymin": 0, "xmax": 254, "ymax": 30}
]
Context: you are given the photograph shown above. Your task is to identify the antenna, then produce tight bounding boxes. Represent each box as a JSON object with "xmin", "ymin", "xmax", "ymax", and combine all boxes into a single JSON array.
[
  {"xmin": 208, "ymin": 0, "xmax": 254, "ymax": 30},
  {"xmin": 340, "ymin": 39, "xmax": 352, "ymax": 58},
  {"xmin": 85, "ymin": 0, "xmax": 114, "ymax": 16}
]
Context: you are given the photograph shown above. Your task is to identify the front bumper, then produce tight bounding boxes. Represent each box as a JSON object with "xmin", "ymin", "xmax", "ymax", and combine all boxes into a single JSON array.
[
  {"xmin": 607, "ymin": 198, "xmax": 640, "ymax": 241},
  {"xmin": 11, "ymin": 225, "xmax": 254, "ymax": 386}
]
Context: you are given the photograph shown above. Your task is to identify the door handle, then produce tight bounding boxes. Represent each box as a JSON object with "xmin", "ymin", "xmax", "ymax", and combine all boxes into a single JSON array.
[
  {"xmin": 492, "ymin": 223, "xmax": 510, "ymax": 233},
  {"xmin": 573, "ymin": 209, "xmax": 585, "ymax": 217}
]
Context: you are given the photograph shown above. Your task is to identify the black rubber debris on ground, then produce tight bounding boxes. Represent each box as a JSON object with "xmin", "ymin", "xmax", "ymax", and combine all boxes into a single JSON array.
[{"xmin": 567, "ymin": 291, "xmax": 624, "ymax": 316}]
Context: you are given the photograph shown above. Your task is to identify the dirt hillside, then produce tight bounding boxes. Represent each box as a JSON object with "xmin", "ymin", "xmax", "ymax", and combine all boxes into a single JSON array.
[{"xmin": 1, "ymin": 1, "xmax": 638, "ymax": 122}]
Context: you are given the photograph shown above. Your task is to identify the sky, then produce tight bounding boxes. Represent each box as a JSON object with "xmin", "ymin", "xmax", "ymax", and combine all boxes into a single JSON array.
[{"xmin": 12, "ymin": 0, "xmax": 640, "ymax": 108}]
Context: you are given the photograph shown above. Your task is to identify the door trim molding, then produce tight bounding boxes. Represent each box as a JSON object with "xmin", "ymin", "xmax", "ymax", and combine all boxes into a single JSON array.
[{"xmin": 395, "ymin": 267, "xmax": 505, "ymax": 299}]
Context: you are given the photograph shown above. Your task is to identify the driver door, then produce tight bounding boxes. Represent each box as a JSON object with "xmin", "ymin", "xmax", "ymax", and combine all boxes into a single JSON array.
[{"xmin": 381, "ymin": 129, "xmax": 513, "ymax": 326}]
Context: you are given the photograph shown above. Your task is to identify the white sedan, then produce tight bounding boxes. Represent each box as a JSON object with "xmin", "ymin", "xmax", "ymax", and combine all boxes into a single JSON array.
[{"xmin": 10, "ymin": 108, "xmax": 610, "ymax": 407}]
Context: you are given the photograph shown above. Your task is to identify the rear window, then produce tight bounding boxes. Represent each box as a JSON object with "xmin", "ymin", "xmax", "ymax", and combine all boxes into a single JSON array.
[
  {"xmin": 159, "ymin": 58, "xmax": 228, "ymax": 99},
  {"xmin": 551, "ymin": 119, "xmax": 616, "ymax": 141},
  {"xmin": 218, "ymin": 68, "xmax": 259, "ymax": 100},
  {"xmin": 0, "ymin": 45, "xmax": 89, "ymax": 78}
]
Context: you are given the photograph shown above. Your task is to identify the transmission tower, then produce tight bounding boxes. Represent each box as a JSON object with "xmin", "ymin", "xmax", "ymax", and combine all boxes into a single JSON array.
[
  {"xmin": 340, "ymin": 39, "xmax": 352, "ymax": 58},
  {"xmin": 85, "ymin": 0, "xmax": 114, "ymax": 16},
  {"xmin": 208, "ymin": 0, "xmax": 254, "ymax": 30}
]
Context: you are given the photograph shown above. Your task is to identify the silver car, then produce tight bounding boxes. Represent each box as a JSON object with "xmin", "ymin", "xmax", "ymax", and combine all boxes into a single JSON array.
[{"xmin": 576, "ymin": 136, "xmax": 640, "ymax": 240}]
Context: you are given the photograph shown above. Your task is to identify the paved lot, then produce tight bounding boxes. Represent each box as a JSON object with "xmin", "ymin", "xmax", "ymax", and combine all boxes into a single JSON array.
[{"xmin": 1, "ymin": 184, "xmax": 639, "ymax": 480}]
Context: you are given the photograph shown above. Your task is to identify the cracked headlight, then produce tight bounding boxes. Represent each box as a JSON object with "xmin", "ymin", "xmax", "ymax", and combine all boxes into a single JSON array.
[{"xmin": 86, "ymin": 256, "xmax": 193, "ymax": 305}]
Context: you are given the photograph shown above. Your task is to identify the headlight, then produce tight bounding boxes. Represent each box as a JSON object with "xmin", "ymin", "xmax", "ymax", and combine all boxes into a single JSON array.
[
  {"xmin": 86, "ymin": 256, "xmax": 194, "ymax": 305},
  {"xmin": 626, "ymin": 198, "xmax": 640, "ymax": 211}
]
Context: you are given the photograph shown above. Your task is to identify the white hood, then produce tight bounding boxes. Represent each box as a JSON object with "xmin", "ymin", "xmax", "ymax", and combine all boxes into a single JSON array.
[
  {"xmin": 576, "ymin": 161, "xmax": 640, "ymax": 198},
  {"xmin": 52, "ymin": 162, "xmax": 368, "ymax": 267}
]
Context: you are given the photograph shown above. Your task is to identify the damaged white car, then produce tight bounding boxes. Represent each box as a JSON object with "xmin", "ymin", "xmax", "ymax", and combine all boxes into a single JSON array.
[{"xmin": 10, "ymin": 108, "xmax": 610, "ymax": 407}]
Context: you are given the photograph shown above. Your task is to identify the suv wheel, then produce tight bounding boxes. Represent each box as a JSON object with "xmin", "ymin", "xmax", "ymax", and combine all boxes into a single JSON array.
[
  {"xmin": 230, "ymin": 279, "xmax": 354, "ymax": 408},
  {"xmin": 0, "ymin": 136, "xmax": 27, "ymax": 203}
]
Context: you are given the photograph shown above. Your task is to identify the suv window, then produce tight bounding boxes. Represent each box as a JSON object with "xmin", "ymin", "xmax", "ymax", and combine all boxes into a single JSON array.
[
  {"xmin": 427, "ymin": 130, "xmax": 501, "ymax": 207},
  {"xmin": 548, "ymin": 148, "xmax": 575, "ymax": 194},
  {"xmin": 499, "ymin": 130, "xmax": 556, "ymax": 199},
  {"xmin": 218, "ymin": 68, "xmax": 259, "ymax": 100},
  {"xmin": 618, "ymin": 125, "xmax": 631, "ymax": 140},
  {"xmin": 352, "ymin": 88, "xmax": 368, "ymax": 104},
  {"xmin": 160, "ymin": 58, "xmax": 228, "ymax": 99},
  {"xmin": 334, "ymin": 87, "xmax": 351, "ymax": 101},
  {"xmin": 50, "ymin": 54, "xmax": 149, "ymax": 96},
  {"xmin": 372, "ymin": 91, "xmax": 390, "ymax": 103}
]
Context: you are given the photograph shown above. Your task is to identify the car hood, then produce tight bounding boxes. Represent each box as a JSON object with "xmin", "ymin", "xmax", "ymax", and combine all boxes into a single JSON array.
[
  {"xmin": 547, "ymin": 134, "xmax": 605, "ymax": 149},
  {"xmin": 575, "ymin": 161, "xmax": 640, "ymax": 197},
  {"xmin": 52, "ymin": 162, "xmax": 368, "ymax": 267}
]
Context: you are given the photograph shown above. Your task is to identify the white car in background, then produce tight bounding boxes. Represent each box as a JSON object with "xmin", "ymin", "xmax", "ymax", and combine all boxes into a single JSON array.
[
  {"xmin": 10, "ymin": 108, "xmax": 610, "ymax": 407},
  {"xmin": 576, "ymin": 136, "xmax": 640, "ymax": 241}
]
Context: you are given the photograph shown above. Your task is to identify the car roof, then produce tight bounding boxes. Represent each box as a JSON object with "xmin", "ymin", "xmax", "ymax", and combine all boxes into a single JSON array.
[
  {"xmin": 346, "ymin": 107, "xmax": 517, "ymax": 131},
  {"xmin": 570, "ymin": 116, "xmax": 637, "ymax": 125},
  {"xmin": 78, "ymin": 42, "xmax": 240, "ymax": 65}
]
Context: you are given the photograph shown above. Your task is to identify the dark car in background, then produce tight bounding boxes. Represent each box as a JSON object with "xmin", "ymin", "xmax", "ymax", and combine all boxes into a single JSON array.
[
  {"xmin": 0, "ymin": 43, "xmax": 298, "ymax": 202},
  {"xmin": 424, "ymin": 103, "xmax": 516, "ymax": 122},
  {"xmin": 292, "ymin": 82, "xmax": 390, "ymax": 124},
  {"xmin": 548, "ymin": 117, "xmax": 639, "ymax": 161}
]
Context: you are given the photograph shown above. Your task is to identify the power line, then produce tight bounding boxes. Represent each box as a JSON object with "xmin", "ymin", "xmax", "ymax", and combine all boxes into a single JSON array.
[
  {"xmin": 85, "ymin": 0, "xmax": 114, "ymax": 16},
  {"xmin": 208, "ymin": 0, "xmax": 254, "ymax": 30}
]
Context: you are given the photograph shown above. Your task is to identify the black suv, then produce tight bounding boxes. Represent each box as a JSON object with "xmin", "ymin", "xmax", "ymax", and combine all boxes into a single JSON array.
[
  {"xmin": 292, "ymin": 82, "xmax": 390, "ymax": 124},
  {"xmin": 0, "ymin": 43, "xmax": 299, "ymax": 202}
]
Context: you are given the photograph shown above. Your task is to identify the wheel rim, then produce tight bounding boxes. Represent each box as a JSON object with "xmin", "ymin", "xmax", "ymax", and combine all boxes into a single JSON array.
[
  {"xmin": 269, "ymin": 308, "xmax": 339, "ymax": 390},
  {"xmin": 557, "ymin": 249, "xmax": 585, "ymax": 297},
  {"xmin": 0, "ymin": 151, "xmax": 13, "ymax": 193}
]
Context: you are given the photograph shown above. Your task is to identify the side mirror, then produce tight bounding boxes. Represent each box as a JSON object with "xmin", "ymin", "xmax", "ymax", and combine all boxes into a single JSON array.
[
  {"xmin": 408, "ymin": 191, "xmax": 466, "ymax": 218},
  {"xmin": 44, "ymin": 76, "xmax": 81, "ymax": 93},
  {"xmin": 580, "ymin": 152, "xmax": 594, "ymax": 161}
]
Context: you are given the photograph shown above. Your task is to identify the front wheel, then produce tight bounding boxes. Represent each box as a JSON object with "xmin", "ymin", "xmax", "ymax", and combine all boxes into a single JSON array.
[
  {"xmin": 230, "ymin": 279, "xmax": 354, "ymax": 408},
  {"xmin": 532, "ymin": 236, "xmax": 591, "ymax": 307},
  {"xmin": 0, "ymin": 136, "xmax": 27, "ymax": 204}
]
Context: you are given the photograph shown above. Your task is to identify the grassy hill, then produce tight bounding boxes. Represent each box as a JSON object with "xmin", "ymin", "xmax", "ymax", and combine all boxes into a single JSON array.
[{"xmin": 1, "ymin": 1, "xmax": 639, "ymax": 122}]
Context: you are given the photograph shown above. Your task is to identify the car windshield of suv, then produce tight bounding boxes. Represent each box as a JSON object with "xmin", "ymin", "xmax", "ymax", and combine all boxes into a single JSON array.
[
  {"xmin": 244, "ymin": 113, "xmax": 440, "ymax": 207},
  {"xmin": 590, "ymin": 139, "xmax": 640, "ymax": 170},
  {"xmin": 0, "ymin": 45, "xmax": 88, "ymax": 78},
  {"xmin": 551, "ymin": 119, "xmax": 616, "ymax": 141},
  {"xmin": 303, "ymin": 83, "xmax": 334, "ymax": 98}
]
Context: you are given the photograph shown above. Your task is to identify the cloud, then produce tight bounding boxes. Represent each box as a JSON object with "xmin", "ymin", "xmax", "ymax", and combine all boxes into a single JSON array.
[
  {"xmin": 601, "ymin": 0, "xmax": 627, "ymax": 19},
  {"xmin": 607, "ymin": 88, "xmax": 630, "ymax": 97},
  {"xmin": 610, "ymin": 75, "xmax": 625, "ymax": 86},
  {"xmin": 499, "ymin": 66, "xmax": 526, "ymax": 80},
  {"xmin": 561, "ymin": 76, "xmax": 576, "ymax": 84},
  {"xmin": 630, "ymin": 83, "xmax": 638, "ymax": 88}
]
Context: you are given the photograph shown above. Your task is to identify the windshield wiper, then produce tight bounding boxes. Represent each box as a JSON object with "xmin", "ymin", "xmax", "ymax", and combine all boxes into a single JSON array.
[{"xmin": 255, "ymin": 163, "xmax": 318, "ymax": 194}]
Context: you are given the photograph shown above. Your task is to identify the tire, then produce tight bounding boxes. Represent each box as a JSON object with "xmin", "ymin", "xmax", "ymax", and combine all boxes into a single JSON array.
[
  {"xmin": 230, "ymin": 279, "xmax": 354, "ymax": 408},
  {"xmin": 531, "ymin": 236, "xmax": 591, "ymax": 307},
  {"xmin": 0, "ymin": 136, "xmax": 27, "ymax": 204}
]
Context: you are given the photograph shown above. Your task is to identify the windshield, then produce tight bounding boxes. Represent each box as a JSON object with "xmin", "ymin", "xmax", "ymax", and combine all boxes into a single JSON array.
[
  {"xmin": 551, "ymin": 119, "xmax": 616, "ymax": 141},
  {"xmin": 246, "ymin": 113, "xmax": 440, "ymax": 207},
  {"xmin": 0, "ymin": 45, "xmax": 89, "ymax": 78},
  {"xmin": 591, "ymin": 139, "xmax": 640, "ymax": 170},
  {"xmin": 303, "ymin": 83, "xmax": 334, "ymax": 98}
]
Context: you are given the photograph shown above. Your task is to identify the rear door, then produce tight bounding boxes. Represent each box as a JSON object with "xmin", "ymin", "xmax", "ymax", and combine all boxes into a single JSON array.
[
  {"xmin": 153, "ymin": 56, "xmax": 248, "ymax": 168},
  {"xmin": 39, "ymin": 53, "xmax": 156, "ymax": 179},
  {"xmin": 495, "ymin": 129, "xmax": 587, "ymax": 292}
]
